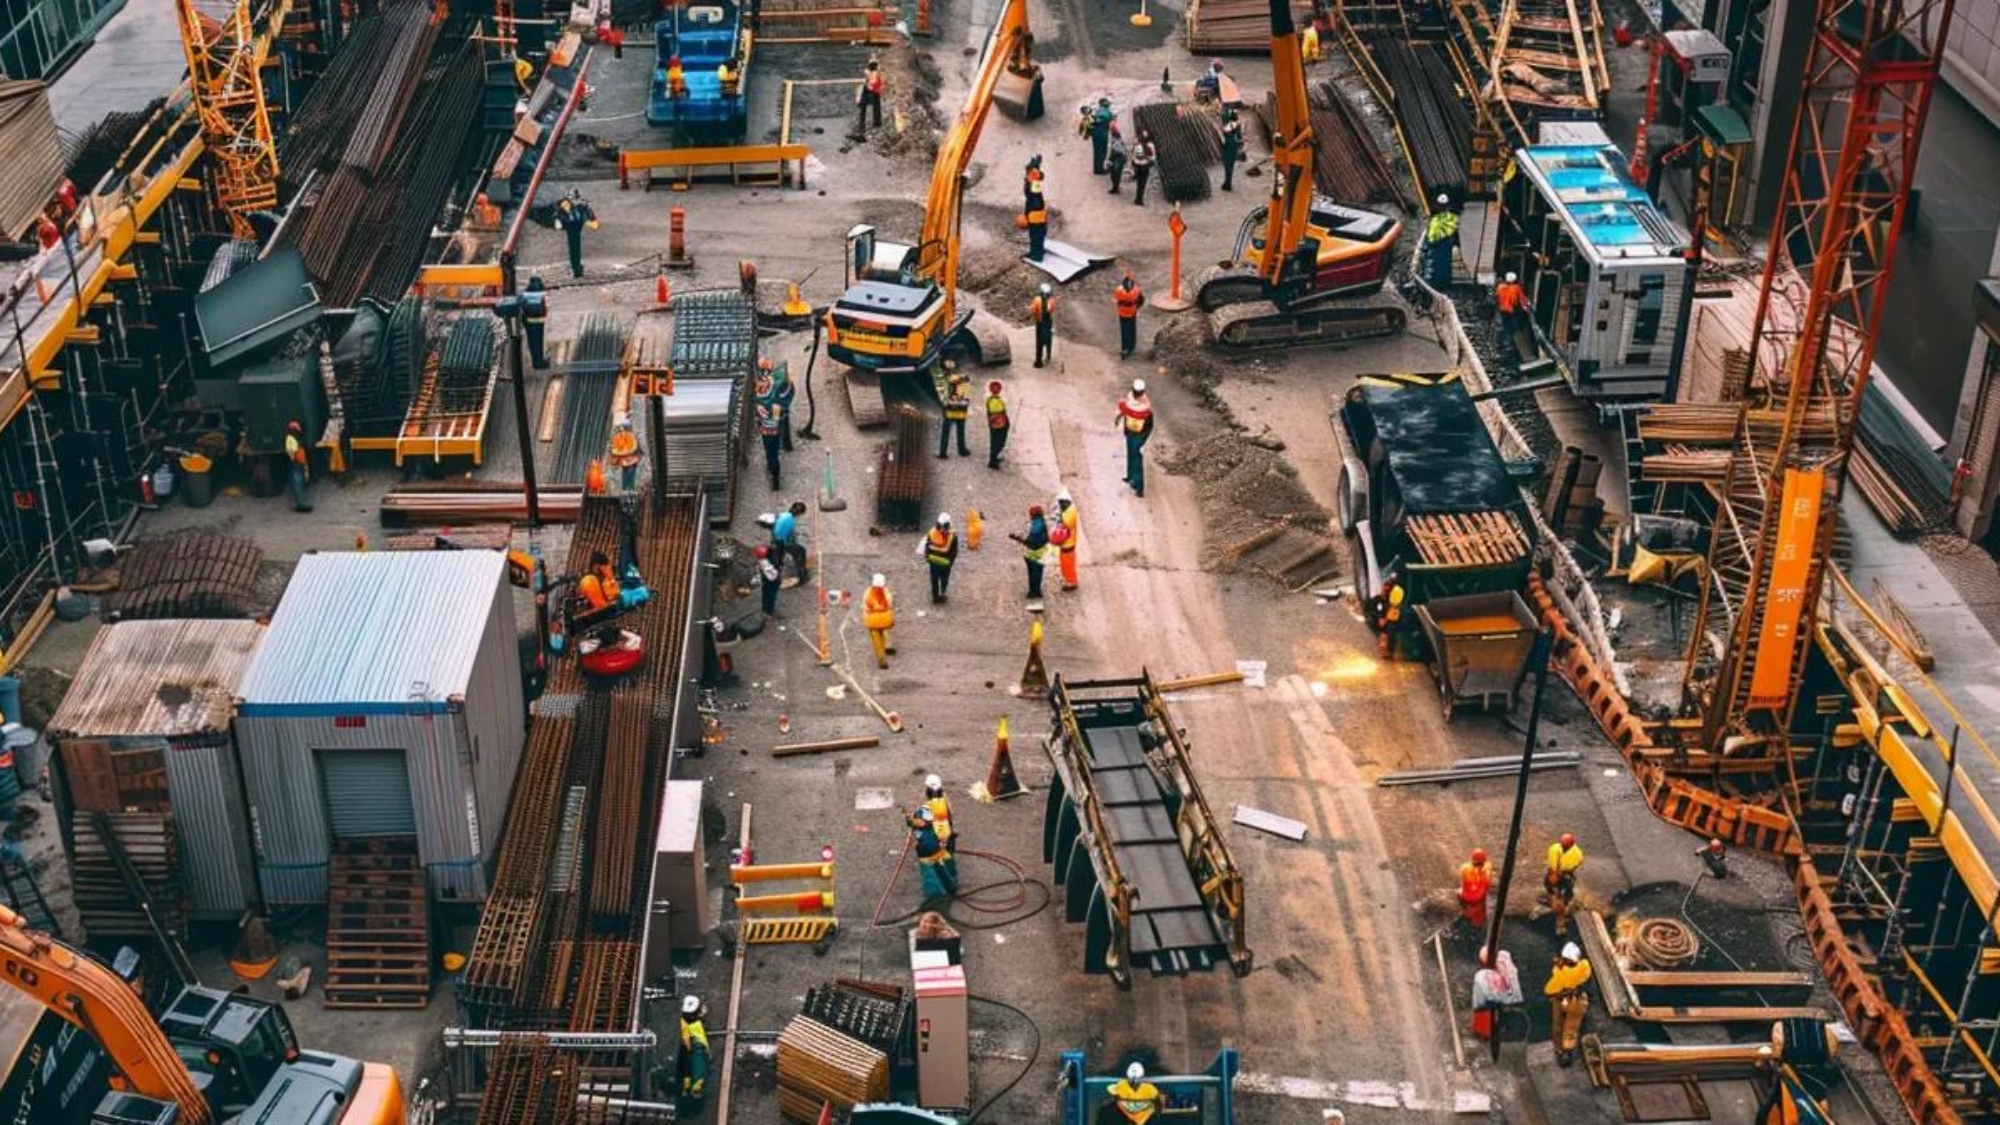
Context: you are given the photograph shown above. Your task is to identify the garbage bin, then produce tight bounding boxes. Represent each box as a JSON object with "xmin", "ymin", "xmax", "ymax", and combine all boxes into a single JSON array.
[
  {"xmin": 180, "ymin": 453, "xmax": 216, "ymax": 508},
  {"xmin": 1, "ymin": 725, "xmax": 38, "ymax": 791}
]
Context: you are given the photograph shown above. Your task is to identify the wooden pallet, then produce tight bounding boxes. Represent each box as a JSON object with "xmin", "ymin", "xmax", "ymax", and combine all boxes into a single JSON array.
[
  {"xmin": 324, "ymin": 844, "xmax": 432, "ymax": 1009},
  {"xmin": 71, "ymin": 812, "xmax": 185, "ymax": 942}
]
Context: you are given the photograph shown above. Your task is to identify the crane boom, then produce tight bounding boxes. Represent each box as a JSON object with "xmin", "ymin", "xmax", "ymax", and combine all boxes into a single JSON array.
[
  {"xmin": 0, "ymin": 904, "xmax": 211, "ymax": 1122},
  {"xmin": 1256, "ymin": 0, "xmax": 1316, "ymax": 288},
  {"xmin": 176, "ymin": 0, "xmax": 286, "ymax": 240}
]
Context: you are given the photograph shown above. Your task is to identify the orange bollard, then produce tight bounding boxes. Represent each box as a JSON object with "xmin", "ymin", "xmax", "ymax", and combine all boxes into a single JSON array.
[
  {"xmin": 585, "ymin": 460, "xmax": 607, "ymax": 494},
  {"xmin": 966, "ymin": 508, "xmax": 984, "ymax": 550},
  {"xmin": 669, "ymin": 207, "xmax": 688, "ymax": 266},
  {"xmin": 656, "ymin": 268, "xmax": 672, "ymax": 308}
]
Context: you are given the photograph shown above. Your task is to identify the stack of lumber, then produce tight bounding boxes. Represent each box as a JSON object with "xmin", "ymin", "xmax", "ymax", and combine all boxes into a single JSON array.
[
  {"xmin": 0, "ymin": 80, "xmax": 61, "ymax": 241},
  {"xmin": 71, "ymin": 813, "xmax": 186, "ymax": 941},
  {"xmin": 105, "ymin": 534, "xmax": 266, "ymax": 620},
  {"xmin": 776, "ymin": 1017, "xmax": 890, "ymax": 1123},
  {"xmin": 1187, "ymin": 0, "xmax": 1315, "ymax": 52},
  {"xmin": 1406, "ymin": 512, "xmax": 1530, "ymax": 567}
]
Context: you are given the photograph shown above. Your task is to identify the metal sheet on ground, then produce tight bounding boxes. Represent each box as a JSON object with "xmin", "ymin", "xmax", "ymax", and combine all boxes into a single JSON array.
[{"xmin": 1024, "ymin": 240, "xmax": 1113, "ymax": 283}]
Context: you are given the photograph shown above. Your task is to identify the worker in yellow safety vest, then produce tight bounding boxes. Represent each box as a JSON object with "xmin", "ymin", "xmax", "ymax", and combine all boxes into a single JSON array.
[
  {"xmin": 1053, "ymin": 490, "xmax": 1081, "ymax": 590},
  {"xmin": 718, "ymin": 56, "xmax": 740, "ymax": 97},
  {"xmin": 985, "ymin": 380, "xmax": 1011, "ymax": 470},
  {"xmin": 863, "ymin": 573, "xmax": 896, "ymax": 669},
  {"xmin": 1545, "ymin": 833, "xmax": 1584, "ymax": 935},
  {"xmin": 1102, "ymin": 1063, "xmax": 1161, "ymax": 1124},
  {"xmin": 923, "ymin": 773, "xmax": 957, "ymax": 850},
  {"xmin": 678, "ymin": 995, "xmax": 710, "ymax": 1110},
  {"xmin": 920, "ymin": 513, "xmax": 959, "ymax": 602},
  {"xmin": 1545, "ymin": 943, "xmax": 1593, "ymax": 1065},
  {"xmin": 939, "ymin": 371, "xmax": 972, "ymax": 458},
  {"xmin": 1300, "ymin": 21, "xmax": 1322, "ymax": 61},
  {"xmin": 284, "ymin": 420, "xmax": 313, "ymax": 512},
  {"xmin": 1424, "ymin": 193, "xmax": 1460, "ymax": 287}
]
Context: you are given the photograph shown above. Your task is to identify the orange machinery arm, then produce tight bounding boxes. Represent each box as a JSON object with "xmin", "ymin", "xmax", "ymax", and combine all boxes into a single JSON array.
[
  {"xmin": 917, "ymin": 0, "xmax": 1036, "ymax": 329},
  {"xmin": 1257, "ymin": 0, "xmax": 1316, "ymax": 286},
  {"xmin": 0, "ymin": 904, "xmax": 211, "ymax": 1123}
]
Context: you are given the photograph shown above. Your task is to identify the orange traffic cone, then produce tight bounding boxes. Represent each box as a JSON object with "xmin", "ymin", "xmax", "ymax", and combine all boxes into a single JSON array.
[
  {"xmin": 977, "ymin": 717, "xmax": 1026, "ymax": 802},
  {"xmin": 656, "ymin": 269, "xmax": 672, "ymax": 308},
  {"xmin": 1018, "ymin": 619, "xmax": 1049, "ymax": 695}
]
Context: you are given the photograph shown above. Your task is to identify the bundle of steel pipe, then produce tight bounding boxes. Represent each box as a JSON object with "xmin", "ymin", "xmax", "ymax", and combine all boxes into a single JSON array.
[
  {"xmin": 1131, "ymin": 102, "xmax": 1216, "ymax": 202},
  {"xmin": 281, "ymin": 8, "xmax": 397, "ymax": 187},
  {"xmin": 1371, "ymin": 38, "xmax": 1470, "ymax": 202},
  {"xmin": 359, "ymin": 41, "xmax": 484, "ymax": 305},
  {"xmin": 1185, "ymin": 0, "xmax": 1315, "ymax": 53},
  {"xmin": 1254, "ymin": 85, "xmax": 1403, "ymax": 206}
]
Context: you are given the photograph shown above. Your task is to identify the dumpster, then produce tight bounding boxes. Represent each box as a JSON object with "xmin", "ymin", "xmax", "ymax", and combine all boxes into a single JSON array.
[
  {"xmin": 1414, "ymin": 591, "xmax": 1539, "ymax": 718},
  {"xmin": 179, "ymin": 453, "xmax": 216, "ymax": 508}
]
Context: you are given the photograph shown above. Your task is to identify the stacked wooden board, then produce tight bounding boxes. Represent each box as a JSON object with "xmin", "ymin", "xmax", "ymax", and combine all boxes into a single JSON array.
[
  {"xmin": 324, "ymin": 842, "xmax": 432, "ymax": 1009},
  {"xmin": 71, "ymin": 813, "xmax": 186, "ymax": 941},
  {"xmin": 1186, "ymin": 0, "xmax": 1315, "ymax": 52},
  {"xmin": 776, "ymin": 1016, "xmax": 890, "ymax": 1122},
  {"xmin": 104, "ymin": 534, "xmax": 266, "ymax": 620}
]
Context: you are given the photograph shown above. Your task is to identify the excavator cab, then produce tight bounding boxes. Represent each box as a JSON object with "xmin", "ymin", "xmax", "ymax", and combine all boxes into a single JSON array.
[{"xmin": 157, "ymin": 985, "xmax": 298, "ymax": 1113}]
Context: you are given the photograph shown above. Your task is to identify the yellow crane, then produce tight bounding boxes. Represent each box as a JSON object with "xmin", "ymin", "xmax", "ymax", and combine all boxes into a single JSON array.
[
  {"xmin": 822, "ymin": 0, "xmax": 1042, "ymax": 377},
  {"xmin": 175, "ymin": 0, "xmax": 285, "ymax": 239}
]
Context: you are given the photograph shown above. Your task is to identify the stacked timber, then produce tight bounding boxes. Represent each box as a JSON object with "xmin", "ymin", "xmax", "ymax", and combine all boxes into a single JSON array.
[
  {"xmin": 105, "ymin": 535, "xmax": 265, "ymax": 620},
  {"xmin": 776, "ymin": 1016, "xmax": 891, "ymax": 1122},
  {"xmin": 71, "ymin": 813, "xmax": 186, "ymax": 941},
  {"xmin": 1406, "ymin": 512, "xmax": 1530, "ymax": 567},
  {"xmin": 0, "ymin": 81, "xmax": 61, "ymax": 240},
  {"xmin": 1187, "ymin": 0, "xmax": 1315, "ymax": 52}
]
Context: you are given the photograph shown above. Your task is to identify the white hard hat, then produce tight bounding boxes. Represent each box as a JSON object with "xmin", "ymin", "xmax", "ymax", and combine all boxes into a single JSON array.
[
  {"xmin": 1436, "ymin": 193, "xmax": 1450, "ymax": 205},
  {"xmin": 925, "ymin": 773, "xmax": 943, "ymax": 789},
  {"xmin": 1126, "ymin": 1062, "xmax": 1146, "ymax": 1082},
  {"xmin": 1504, "ymin": 271, "xmax": 1518, "ymax": 283},
  {"xmin": 682, "ymin": 995, "xmax": 702, "ymax": 1016},
  {"xmin": 1132, "ymin": 379, "xmax": 1147, "ymax": 394},
  {"xmin": 1039, "ymin": 282, "xmax": 1052, "ymax": 295},
  {"xmin": 1056, "ymin": 489, "xmax": 1072, "ymax": 504},
  {"xmin": 871, "ymin": 573, "xmax": 887, "ymax": 588},
  {"xmin": 1561, "ymin": 942, "xmax": 1582, "ymax": 961},
  {"xmin": 937, "ymin": 512, "xmax": 952, "ymax": 526}
]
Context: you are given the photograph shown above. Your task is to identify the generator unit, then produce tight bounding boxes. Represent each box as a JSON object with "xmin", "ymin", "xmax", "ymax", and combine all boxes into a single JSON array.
[{"xmin": 1500, "ymin": 143, "xmax": 1693, "ymax": 403}]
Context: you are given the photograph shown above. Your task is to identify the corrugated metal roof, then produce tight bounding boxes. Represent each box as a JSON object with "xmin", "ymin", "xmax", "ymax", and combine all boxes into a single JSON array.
[
  {"xmin": 48, "ymin": 620, "xmax": 267, "ymax": 738},
  {"xmin": 239, "ymin": 551, "xmax": 508, "ymax": 713}
]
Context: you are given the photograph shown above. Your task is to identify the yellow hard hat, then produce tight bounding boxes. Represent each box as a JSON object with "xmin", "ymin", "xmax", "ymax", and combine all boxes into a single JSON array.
[{"xmin": 442, "ymin": 952, "xmax": 468, "ymax": 972}]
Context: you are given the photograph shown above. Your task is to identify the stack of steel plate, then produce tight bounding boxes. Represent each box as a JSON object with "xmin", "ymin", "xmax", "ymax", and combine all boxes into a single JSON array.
[{"xmin": 660, "ymin": 380, "xmax": 739, "ymax": 510}]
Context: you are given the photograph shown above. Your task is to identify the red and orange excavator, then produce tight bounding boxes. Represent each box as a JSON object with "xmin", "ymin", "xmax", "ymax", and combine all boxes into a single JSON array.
[
  {"xmin": 1195, "ymin": 0, "xmax": 1407, "ymax": 350},
  {"xmin": 0, "ymin": 904, "xmax": 404, "ymax": 1124}
]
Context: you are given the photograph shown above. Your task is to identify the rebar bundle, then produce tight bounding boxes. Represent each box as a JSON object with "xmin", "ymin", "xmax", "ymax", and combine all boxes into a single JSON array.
[
  {"xmin": 330, "ymin": 300, "xmax": 407, "ymax": 436},
  {"xmin": 1253, "ymin": 83, "xmax": 1405, "ymax": 207},
  {"xmin": 802, "ymin": 984, "xmax": 909, "ymax": 1053},
  {"xmin": 1373, "ymin": 38, "xmax": 1471, "ymax": 202},
  {"xmin": 669, "ymin": 291, "xmax": 758, "ymax": 377},
  {"xmin": 339, "ymin": 2, "xmax": 442, "ymax": 176},
  {"xmin": 1131, "ymin": 102, "xmax": 1216, "ymax": 203},
  {"xmin": 435, "ymin": 316, "xmax": 497, "ymax": 414},
  {"xmin": 875, "ymin": 406, "xmax": 929, "ymax": 529},
  {"xmin": 551, "ymin": 316, "xmax": 629, "ymax": 483}
]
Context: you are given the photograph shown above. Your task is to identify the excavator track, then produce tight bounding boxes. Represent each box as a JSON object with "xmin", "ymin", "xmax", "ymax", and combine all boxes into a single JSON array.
[{"xmin": 1206, "ymin": 292, "xmax": 1407, "ymax": 351}]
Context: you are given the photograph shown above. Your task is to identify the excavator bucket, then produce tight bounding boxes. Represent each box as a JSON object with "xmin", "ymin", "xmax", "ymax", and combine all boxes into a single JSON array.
[{"xmin": 994, "ymin": 68, "xmax": 1043, "ymax": 120}]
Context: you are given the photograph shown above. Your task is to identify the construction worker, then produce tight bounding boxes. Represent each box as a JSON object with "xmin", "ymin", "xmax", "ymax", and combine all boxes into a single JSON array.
[
  {"xmin": 678, "ymin": 995, "xmax": 711, "ymax": 1111},
  {"xmin": 1053, "ymin": 489, "xmax": 1081, "ymax": 590},
  {"xmin": 1545, "ymin": 832, "xmax": 1584, "ymax": 935},
  {"xmin": 1300, "ymin": 20, "xmax": 1322, "ymax": 61},
  {"xmin": 580, "ymin": 551, "xmax": 621, "ymax": 610},
  {"xmin": 1545, "ymin": 943, "xmax": 1593, "ymax": 1065},
  {"xmin": 909, "ymin": 806, "xmax": 959, "ymax": 900},
  {"xmin": 756, "ymin": 545, "xmax": 781, "ymax": 619},
  {"xmin": 1102, "ymin": 1063, "xmax": 1161, "ymax": 1125},
  {"xmin": 1470, "ymin": 948, "xmax": 1522, "ymax": 1048},
  {"xmin": 863, "ymin": 573, "xmax": 896, "ymax": 668},
  {"xmin": 770, "ymin": 359, "xmax": 797, "ymax": 451},
  {"xmin": 1219, "ymin": 109, "xmax": 1243, "ymax": 192},
  {"xmin": 283, "ymin": 420, "xmax": 313, "ymax": 512},
  {"xmin": 555, "ymin": 192, "xmax": 597, "ymax": 280},
  {"xmin": 919, "ymin": 513, "xmax": 959, "ymax": 602},
  {"xmin": 756, "ymin": 393, "xmax": 783, "ymax": 490},
  {"xmin": 1009, "ymin": 505, "xmax": 1051, "ymax": 601},
  {"xmin": 1089, "ymin": 97, "xmax": 1115, "ymax": 173},
  {"xmin": 667, "ymin": 55, "xmax": 687, "ymax": 99},
  {"xmin": 1024, "ymin": 184, "xmax": 1049, "ymax": 263},
  {"xmin": 924, "ymin": 773, "xmax": 957, "ymax": 851},
  {"xmin": 522, "ymin": 275, "xmax": 550, "ymax": 370},
  {"xmin": 985, "ymin": 380, "xmax": 1010, "ymax": 470},
  {"xmin": 609, "ymin": 418, "xmax": 643, "ymax": 492},
  {"xmin": 772, "ymin": 500, "xmax": 809, "ymax": 582},
  {"xmin": 514, "ymin": 53, "xmax": 536, "ymax": 93},
  {"xmin": 1114, "ymin": 274, "xmax": 1145, "ymax": 359},
  {"xmin": 1118, "ymin": 379, "xmax": 1154, "ymax": 496},
  {"xmin": 1494, "ymin": 271, "xmax": 1530, "ymax": 362},
  {"xmin": 1023, "ymin": 154, "xmax": 1045, "ymax": 214},
  {"xmin": 1106, "ymin": 122, "xmax": 1128, "ymax": 194},
  {"xmin": 1423, "ymin": 193, "xmax": 1459, "ymax": 288},
  {"xmin": 1458, "ymin": 848, "xmax": 1493, "ymax": 931},
  {"xmin": 597, "ymin": 19, "xmax": 626, "ymax": 59},
  {"xmin": 717, "ymin": 55, "xmax": 740, "ymax": 97},
  {"xmin": 1130, "ymin": 130, "xmax": 1157, "ymax": 206},
  {"xmin": 1194, "ymin": 59, "xmax": 1224, "ymax": 103},
  {"xmin": 857, "ymin": 57, "xmax": 885, "ymax": 135},
  {"xmin": 1031, "ymin": 284, "xmax": 1057, "ymax": 368},
  {"xmin": 1698, "ymin": 837, "xmax": 1729, "ymax": 879},
  {"xmin": 938, "ymin": 370, "xmax": 972, "ymax": 457}
]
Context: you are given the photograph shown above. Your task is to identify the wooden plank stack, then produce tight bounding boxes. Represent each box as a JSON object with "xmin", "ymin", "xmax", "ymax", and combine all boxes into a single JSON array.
[
  {"xmin": 71, "ymin": 812, "xmax": 186, "ymax": 941},
  {"xmin": 324, "ymin": 842, "xmax": 432, "ymax": 1009},
  {"xmin": 1406, "ymin": 512, "xmax": 1530, "ymax": 567},
  {"xmin": 776, "ymin": 1016, "xmax": 890, "ymax": 1122},
  {"xmin": 1187, "ymin": 0, "xmax": 1315, "ymax": 52},
  {"xmin": 104, "ymin": 534, "xmax": 265, "ymax": 620}
]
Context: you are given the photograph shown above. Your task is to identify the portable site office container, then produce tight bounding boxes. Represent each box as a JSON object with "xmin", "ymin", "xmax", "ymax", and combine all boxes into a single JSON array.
[
  {"xmin": 1501, "ymin": 143, "xmax": 1693, "ymax": 403},
  {"xmin": 45, "ymin": 619, "xmax": 266, "ymax": 920},
  {"xmin": 233, "ymin": 551, "xmax": 526, "ymax": 905}
]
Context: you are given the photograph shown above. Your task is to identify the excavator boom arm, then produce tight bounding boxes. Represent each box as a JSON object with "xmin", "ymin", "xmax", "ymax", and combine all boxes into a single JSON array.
[
  {"xmin": 1258, "ymin": 0, "xmax": 1317, "ymax": 285},
  {"xmin": 0, "ymin": 905, "xmax": 211, "ymax": 1122}
]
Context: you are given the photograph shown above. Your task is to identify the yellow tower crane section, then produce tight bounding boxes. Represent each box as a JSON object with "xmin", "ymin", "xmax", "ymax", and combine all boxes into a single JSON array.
[{"xmin": 176, "ymin": 0, "xmax": 286, "ymax": 239}]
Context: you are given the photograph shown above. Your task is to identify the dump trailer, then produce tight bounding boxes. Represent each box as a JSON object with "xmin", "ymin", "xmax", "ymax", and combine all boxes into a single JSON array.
[
  {"xmin": 648, "ymin": 0, "xmax": 752, "ymax": 139},
  {"xmin": 1041, "ymin": 674, "xmax": 1250, "ymax": 990}
]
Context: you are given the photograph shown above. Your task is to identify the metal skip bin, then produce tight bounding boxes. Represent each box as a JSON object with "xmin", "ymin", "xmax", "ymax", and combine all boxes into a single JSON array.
[{"xmin": 1413, "ymin": 591, "xmax": 1539, "ymax": 718}]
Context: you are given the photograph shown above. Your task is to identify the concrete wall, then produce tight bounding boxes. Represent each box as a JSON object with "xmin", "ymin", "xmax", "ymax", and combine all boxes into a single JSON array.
[{"xmin": 1942, "ymin": 0, "xmax": 2000, "ymax": 129}]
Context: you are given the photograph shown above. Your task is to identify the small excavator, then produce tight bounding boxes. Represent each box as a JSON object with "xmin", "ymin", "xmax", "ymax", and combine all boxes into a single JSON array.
[
  {"xmin": 1194, "ymin": 0, "xmax": 1408, "ymax": 350},
  {"xmin": 823, "ymin": 0, "xmax": 1043, "ymax": 386},
  {"xmin": 0, "ymin": 904, "xmax": 404, "ymax": 1125}
]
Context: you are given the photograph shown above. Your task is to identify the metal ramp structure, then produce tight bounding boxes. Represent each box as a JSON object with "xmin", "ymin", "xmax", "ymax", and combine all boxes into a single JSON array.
[{"xmin": 1040, "ymin": 674, "xmax": 1251, "ymax": 989}]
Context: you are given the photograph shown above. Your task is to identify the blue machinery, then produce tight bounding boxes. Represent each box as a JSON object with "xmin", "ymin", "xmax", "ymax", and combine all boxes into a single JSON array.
[
  {"xmin": 647, "ymin": 0, "xmax": 752, "ymax": 139},
  {"xmin": 1057, "ymin": 1049, "xmax": 1239, "ymax": 1125}
]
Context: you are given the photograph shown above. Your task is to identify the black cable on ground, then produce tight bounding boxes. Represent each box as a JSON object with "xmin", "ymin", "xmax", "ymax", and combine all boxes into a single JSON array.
[
  {"xmin": 873, "ymin": 846, "xmax": 1054, "ymax": 931},
  {"xmin": 964, "ymin": 994, "xmax": 1043, "ymax": 1124}
]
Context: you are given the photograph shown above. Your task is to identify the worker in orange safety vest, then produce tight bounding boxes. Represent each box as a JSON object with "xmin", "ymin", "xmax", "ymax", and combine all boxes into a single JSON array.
[
  {"xmin": 857, "ymin": 57, "xmax": 885, "ymax": 135},
  {"xmin": 1458, "ymin": 848, "xmax": 1493, "ymax": 931},
  {"xmin": 284, "ymin": 420, "xmax": 313, "ymax": 512},
  {"xmin": 579, "ymin": 551, "xmax": 621, "ymax": 610},
  {"xmin": 1116, "ymin": 379, "xmax": 1153, "ymax": 496},
  {"xmin": 1494, "ymin": 271, "xmax": 1531, "ymax": 362},
  {"xmin": 862, "ymin": 573, "xmax": 896, "ymax": 668},
  {"xmin": 1052, "ymin": 490, "xmax": 1081, "ymax": 590},
  {"xmin": 1031, "ymin": 284, "xmax": 1057, "ymax": 367},
  {"xmin": 1114, "ymin": 274, "xmax": 1144, "ymax": 358}
]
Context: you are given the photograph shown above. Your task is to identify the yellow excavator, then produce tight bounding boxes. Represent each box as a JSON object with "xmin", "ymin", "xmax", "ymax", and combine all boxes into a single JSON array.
[
  {"xmin": 1195, "ymin": 0, "xmax": 1408, "ymax": 350},
  {"xmin": 0, "ymin": 904, "xmax": 404, "ymax": 1125},
  {"xmin": 823, "ymin": 0, "xmax": 1043, "ymax": 380}
]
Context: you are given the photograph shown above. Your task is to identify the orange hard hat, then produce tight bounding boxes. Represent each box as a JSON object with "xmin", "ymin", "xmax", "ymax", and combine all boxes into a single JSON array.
[
  {"xmin": 1559, "ymin": 833, "xmax": 1576, "ymax": 848},
  {"xmin": 1470, "ymin": 848, "xmax": 1487, "ymax": 864}
]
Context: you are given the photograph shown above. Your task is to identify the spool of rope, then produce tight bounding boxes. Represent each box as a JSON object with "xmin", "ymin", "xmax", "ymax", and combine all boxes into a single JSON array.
[{"xmin": 1627, "ymin": 917, "xmax": 1700, "ymax": 969}]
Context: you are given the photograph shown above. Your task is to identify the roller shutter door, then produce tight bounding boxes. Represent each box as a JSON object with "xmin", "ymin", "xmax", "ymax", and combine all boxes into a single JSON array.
[{"xmin": 317, "ymin": 749, "xmax": 416, "ymax": 839}]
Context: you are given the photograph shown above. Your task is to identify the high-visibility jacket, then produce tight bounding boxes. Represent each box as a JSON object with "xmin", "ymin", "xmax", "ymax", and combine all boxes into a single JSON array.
[
  {"xmin": 863, "ymin": 585, "xmax": 894, "ymax": 631},
  {"xmin": 1025, "ymin": 202, "xmax": 1047, "ymax": 225},
  {"xmin": 1544, "ymin": 958, "xmax": 1593, "ymax": 997},
  {"xmin": 1115, "ymin": 284, "xmax": 1144, "ymax": 319},
  {"xmin": 986, "ymin": 394, "xmax": 1009, "ymax": 429},
  {"xmin": 284, "ymin": 432, "xmax": 308, "ymax": 467},
  {"xmin": 926, "ymin": 794, "xmax": 954, "ymax": 843},
  {"xmin": 756, "ymin": 402, "xmax": 781, "ymax": 437},
  {"xmin": 680, "ymin": 1016, "xmax": 710, "ymax": 1095},
  {"xmin": 681, "ymin": 1017, "xmax": 709, "ymax": 1052},
  {"xmin": 1301, "ymin": 24, "xmax": 1321, "ymax": 59},
  {"xmin": 1547, "ymin": 841, "xmax": 1584, "ymax": 877},
  {"xmin": 1107, "ymin": 1079, "xmax": 1161, "ymax": 1124},
  {"xmin": 1025, "ymin": 168, "xmax": 1044, "ymax": 196},
  {"xmin": 865, "ymin": 70, "xmax": 885, "ymax": 95},
  {"xmin": 718, "ymin": 63, "xmax": 736, "ymax": 86},
  {"xmin": 1459, "ymin": 861, "xmax": 1492, "ymax": 905},
  {"xmin": 911, "ymin": 816, "xmax": 947, "ymax": 861},
  {"xmin": 1426, "ymin": 209, "xmax": 1459, "ymax": 242},
  {"xmin": 1031, "ymin": 294, "xmax": 1055, "ymax": 327},
  {"xmin": 925, "ymin": 528, "xmax": 958, "ymax": 568},
  {"xmin": 1495, "ymin": 281, "xmax": 1527, "ymax": 314},
  {"xmin": 1020, "ymin": 518, "xmax": 1050, "ymax": 564},
  {"xmin": 580, "ymin": 566, "xmax": 620, "ymax": 609},
  {"xmin": 944, "ymin": 382, "xmax": 970, "ymax": 420},
  {"xmin": 667, "ymin": 63, "xmax": 686, "ymax": 95},
  {"xmin": 1055, "ymin": 505, "xmax": 1080, "ymax": 552},
  {"xmin": 1119, "ymin": 395, "xmax": 1153, "ymax": 435}
]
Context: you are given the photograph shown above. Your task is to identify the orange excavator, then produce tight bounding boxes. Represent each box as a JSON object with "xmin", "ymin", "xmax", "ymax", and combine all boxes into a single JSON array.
[
  {"xmin": 0, "ymin": 904, "xmax": 404, "ymax": 1124},
  {"xmin": 1195, "ymin": 0, "xmax": 1408, "ymax": 350}
]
